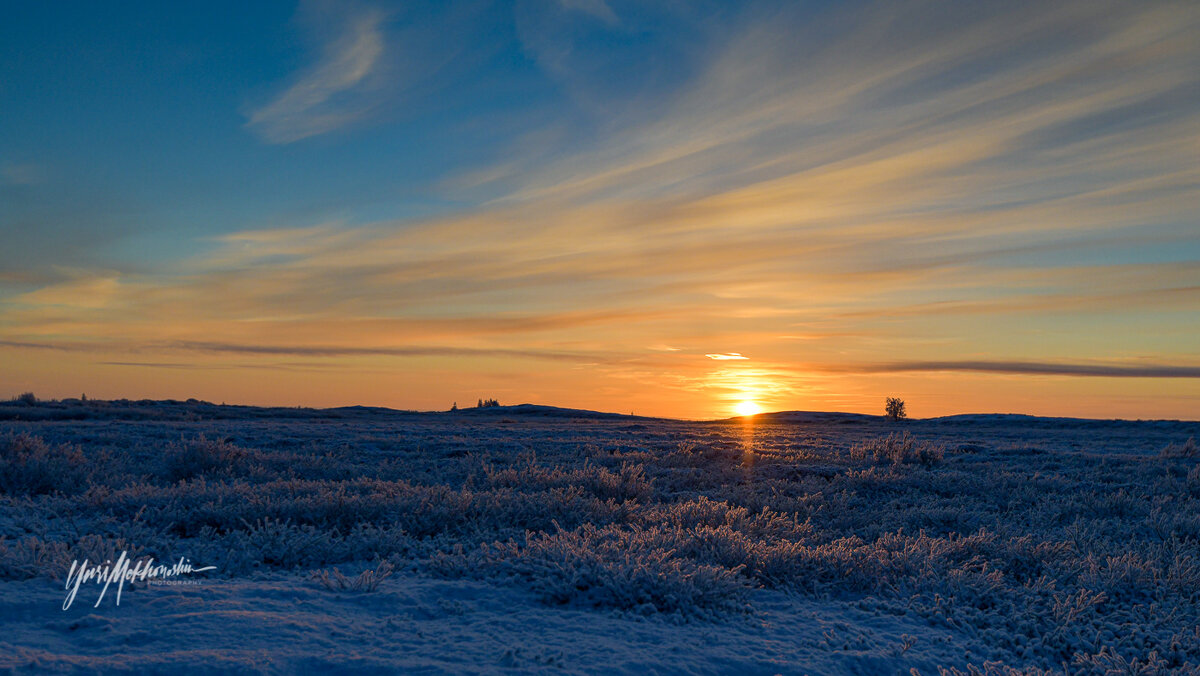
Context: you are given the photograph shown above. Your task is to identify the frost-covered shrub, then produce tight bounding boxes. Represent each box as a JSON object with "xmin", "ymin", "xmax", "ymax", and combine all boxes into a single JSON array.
[
  {"xmin": 1071, "ymin": 646, "xmax": 1174, "ymax": 675},
  {"xmin": 1160, "ymin": 437, "xmax": 1198, "ymax": 459},
  {"xmin": 474, "ymin": 524, "xmax": 751, "ymax": 618},
  {"xmin": 0, "ymin": 536, "xmax": 69, "ymax": 580},
  {"xmin": 86, "ymin": 477, "xmax": 633, "ymax": 548},
  {"xmin": 484, "ymin": 460, "xmax": 653, "ymax": 501},
  {"xmin": 313, "ymin": 560, "xmax": 394, "ymax": 592},
  {"xmin": 0, "ymin": 434, "xmax": 88, "ymax": 495},
  {"xmin": 937, "ymin": 663, "xmax": 1055, "ymax": 675},
  {"xmin": 1077, "ymin": 551, "xmax": 1162, "ymax": 604},
  {"xmin": 656, "ymin": 524, "xmax": 815, "ymax": 588},
  {"xmin": 0, "ymin": 533, "xmax": 150, "ymax": 581},
  {"xmin": 68, "ymin": 534, "xmax": 148, "ymax": 575},
  {"xmin": 188, "ymin": 520, "xmax": 417, "ymax": 576},
  {"xmin": 340, "ymin": 523, "xmax": 420, "ymax": 563},
  {"xmin": 225, "ymin": 518, "xmax": 338, "ymax": 570},
  {"xmin": 1188, "ymin": 465, "xmax": 1200, "ymax": 497},
  {"xmin": 849, "ymin": 432, "xmax": 943, "ymax": 467},
  {"xmin": 161, "ymin": 435, "xmax": 252, "ymax": 482},
  {"xmin": 971, "ymin": 534, "xmax": 1075, "ymax": 584},
  {"xmin": 640, "ymin": 496, "xmax": 812, "ymax": 541}
]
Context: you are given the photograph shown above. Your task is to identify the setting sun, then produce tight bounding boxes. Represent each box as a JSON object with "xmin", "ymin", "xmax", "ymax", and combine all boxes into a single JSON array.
[{"xmin": 734, "ymin": 401, "xmax": 762, "ymax": 417}]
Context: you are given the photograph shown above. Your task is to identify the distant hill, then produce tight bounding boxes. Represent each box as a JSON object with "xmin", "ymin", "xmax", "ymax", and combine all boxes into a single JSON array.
[
  {"xmin": 922, "ymin": 412, "xmax": 1188, "ymax": 427},
  {"xmin": 0, "ymin": 398, "xmax": 375, "ymax": 422},
  {"xmin": 0, "ymin": 398, "xmax": 1192, "ymax": 425},
  {"xmin": 724, "ymin": 410, "xmax": 1193, "ymax": 425},
  {"xmin": 0, "ymin": 398, "xmax": 655, "ymax": 422},
  {"xmin": 449, "ymin": 403, "xmax": 657, "ymax": 420}
]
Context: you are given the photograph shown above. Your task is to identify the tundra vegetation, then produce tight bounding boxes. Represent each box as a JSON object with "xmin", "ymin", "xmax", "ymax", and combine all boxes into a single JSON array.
[{"xmin": 0, "ymin": 398, "xmax": 1198, "ymax": 673}]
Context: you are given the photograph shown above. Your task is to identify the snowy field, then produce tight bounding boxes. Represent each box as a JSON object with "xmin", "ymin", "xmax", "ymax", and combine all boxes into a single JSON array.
[{"xmin": 1, "ymin": 399, "xmax": 1198, "ymax": 674}]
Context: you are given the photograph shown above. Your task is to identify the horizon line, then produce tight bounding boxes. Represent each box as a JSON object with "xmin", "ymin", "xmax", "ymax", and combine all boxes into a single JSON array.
[{"xmin": 3, "ymin": 395, "xmax": 1197, "ymax": 425}]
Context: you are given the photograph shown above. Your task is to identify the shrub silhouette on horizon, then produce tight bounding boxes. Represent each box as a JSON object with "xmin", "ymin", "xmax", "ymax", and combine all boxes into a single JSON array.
[
  {"xmin": 885, "ymin": 397, "xmax": 906, "ymax": 421},
  {"xmin": 477, "ymin": 398, "xmax": 500, "ymax": 408}
]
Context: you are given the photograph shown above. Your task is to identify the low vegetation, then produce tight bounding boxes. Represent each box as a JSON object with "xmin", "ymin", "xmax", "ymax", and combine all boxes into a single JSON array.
[
  {"xmin": 1160, "ymin": 437, "xmax": 1198, "ymax": 459},
  {"xmin": 848, "ymin": 431, "xmax": 943, "ymax": 466},
  {"xmin": 1, "ymin": 402, "xmax": 1198, "ymax": 673},
  {"xmin": 313, "ymin": 560, "xmax": 394, "ymax": 592}
]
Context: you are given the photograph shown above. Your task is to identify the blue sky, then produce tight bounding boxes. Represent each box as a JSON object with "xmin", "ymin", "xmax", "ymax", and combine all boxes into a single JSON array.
[{"xmin": 1, "ymin": 0, "xmax": 1198, "ymax": 418}]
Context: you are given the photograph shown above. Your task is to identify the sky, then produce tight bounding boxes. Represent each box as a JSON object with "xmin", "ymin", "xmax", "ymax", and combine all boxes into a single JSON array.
[{"xmin": 1, "ymin": 0, "xmax": 1198, "ymax": 420}]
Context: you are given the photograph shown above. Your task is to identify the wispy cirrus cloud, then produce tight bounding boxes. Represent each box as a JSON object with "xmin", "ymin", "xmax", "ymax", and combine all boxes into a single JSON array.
[
  {"xmin": 0, "ymin": 339, "xmax": 69, "ymax": 350},
  {"xmin": 168, "ymin": 340, "xmax": 612, "ymax": 363},
  {"xmin": 245, "ymin": 7, "xmax": 387, "ymax": 143},
  {"xmin": 555, "ymin": 0, "xmax": 618, "ymax": 25},
  {"xmin": 0, "ymin": 162, "xmax": 44, "ymax": 186},
  {"xmin": 823, "ymin": 361, "xmax": 1200, "ymax": 379}
]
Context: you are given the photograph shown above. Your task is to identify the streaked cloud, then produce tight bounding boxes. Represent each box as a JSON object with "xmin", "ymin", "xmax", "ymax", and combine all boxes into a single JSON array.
[
  {"xmin": 0, "ymin": 339, "xmax": 69, "ymax": 351},
  {"xmin": 245, "ymin": 7, "xmax": 387, "ymax": 143},
  {"xmin": 18, "ymin": 273, "xmax": 122, "ymax": 310},
  {"xmin": 707, "ymin": 353, "xmax": 748, "ymax": 361},
  {"xmin": 555, "ymin": 0, "xmax": 617, "ymax": 25},
  {"xmin": 167, "ymin": 340, "xmax": 611, "ymax": 363},
  {"xmin": 823, "ymin": 361, "xmax": 1200, "ymax": 379},
  {"xmin": 99, "ymin": 361, "xmax": 235, "ymax": 371},
  {"xmin": 0, "ymin": 163, "xmax": 43, "ymax": 186}
]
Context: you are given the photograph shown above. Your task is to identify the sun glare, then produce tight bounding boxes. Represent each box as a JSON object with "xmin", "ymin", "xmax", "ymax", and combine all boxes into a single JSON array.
[{"xmin": 734, "ymin": 401, "xmax": 762, "ymax": 417}]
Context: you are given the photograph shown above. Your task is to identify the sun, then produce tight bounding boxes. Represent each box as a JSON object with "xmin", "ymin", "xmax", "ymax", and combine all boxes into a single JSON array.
[{"xmin": 734, "ymin": 401, "xmax": 762, "ymax": 417}]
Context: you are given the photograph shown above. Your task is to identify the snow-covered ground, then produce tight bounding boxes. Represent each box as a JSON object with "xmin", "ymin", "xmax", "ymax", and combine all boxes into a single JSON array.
[
  {"xmin": 1, "ymin": 400, "xmax": 1198, "ymax": 674},
  {"xmin": 3, "ymin": 571, "xmax": 975, "ymax": 674}
]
